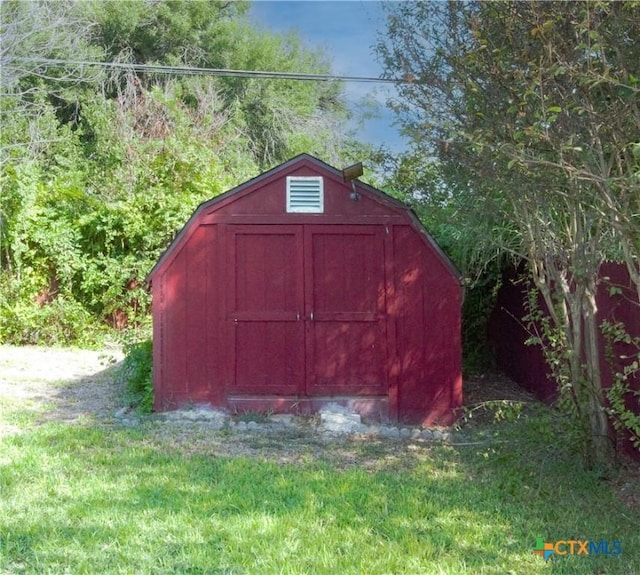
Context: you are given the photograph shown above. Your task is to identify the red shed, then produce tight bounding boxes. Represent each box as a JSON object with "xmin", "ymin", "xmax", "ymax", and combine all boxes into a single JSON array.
[{"xmin": 148, "ymin": 154, "xmax": 462, "ymax": 425}]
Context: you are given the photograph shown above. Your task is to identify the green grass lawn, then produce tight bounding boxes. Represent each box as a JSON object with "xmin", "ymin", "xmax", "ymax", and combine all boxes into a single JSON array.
[{"xmin": 1, "ymin": 399, "xmax": 638, "ymax": 574}]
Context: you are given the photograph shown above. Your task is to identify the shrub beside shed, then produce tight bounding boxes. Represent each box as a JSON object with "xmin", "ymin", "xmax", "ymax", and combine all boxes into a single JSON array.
[{"xmin": 147, "ymin": 154, "xmax": 462, "ymax": 425}]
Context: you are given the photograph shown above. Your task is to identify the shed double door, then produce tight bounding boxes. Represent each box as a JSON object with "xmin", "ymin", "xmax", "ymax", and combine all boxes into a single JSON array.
[{"xmin": 227, "ymin": 224, "xmax": 388, "ymax": 397}]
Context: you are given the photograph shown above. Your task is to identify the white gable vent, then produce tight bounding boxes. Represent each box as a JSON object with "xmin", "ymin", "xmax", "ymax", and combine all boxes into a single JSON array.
[{"xmin": 286, "ymin": 176, "xmax": 324, "ymax": 213}]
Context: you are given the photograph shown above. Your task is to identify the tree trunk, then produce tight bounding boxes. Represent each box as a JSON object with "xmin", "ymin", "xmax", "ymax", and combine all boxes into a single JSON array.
[
  {"xmin": 532, "ymin": 262, "xmax": 615, "ymax": 470},
  {"xmin": 582, "ymin": 287, "xmax": 614, "ymax": 471},
  {"xmin": 621, "ymin": 236, "xmax": 640, "ymax": 306}
]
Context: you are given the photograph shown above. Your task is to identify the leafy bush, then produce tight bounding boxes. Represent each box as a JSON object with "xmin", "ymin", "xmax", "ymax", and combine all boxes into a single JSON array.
[
  {"xmin": 118, "ymin": 339, "xmax": 153, "ymax": 412},
  {"xmin": 0, "ymin": 276, "xmax": 105, "ymax": 346},
  {"xmin": 461, "ymin": 275, "xmax": 501, "ymax": 374}
]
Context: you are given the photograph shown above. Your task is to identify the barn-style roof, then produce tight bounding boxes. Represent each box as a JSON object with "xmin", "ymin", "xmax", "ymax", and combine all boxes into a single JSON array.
[{"xmin": 147, "ymin": 153, "xmax": 461, "ymax": 284}]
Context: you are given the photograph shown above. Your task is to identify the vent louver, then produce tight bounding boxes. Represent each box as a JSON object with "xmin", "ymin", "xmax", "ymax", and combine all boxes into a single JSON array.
[{"xmin": 286, "ymin": 176, "xmax": 324, "ymax": 213}]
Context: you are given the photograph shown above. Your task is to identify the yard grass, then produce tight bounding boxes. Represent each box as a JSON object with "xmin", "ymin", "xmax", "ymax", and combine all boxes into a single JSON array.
[{"xmin": 1, "ymin": 397, "xmax": 639, "ymax": 573}]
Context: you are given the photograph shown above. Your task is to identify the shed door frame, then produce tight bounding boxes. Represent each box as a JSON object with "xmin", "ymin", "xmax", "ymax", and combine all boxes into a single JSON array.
[{"xmin": 226, "ymin": 224, "xmax": 389, "ymax": 397}]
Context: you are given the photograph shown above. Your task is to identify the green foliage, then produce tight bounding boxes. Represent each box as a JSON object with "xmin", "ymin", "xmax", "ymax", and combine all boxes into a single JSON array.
[
  {"xmin": 1, "ymin": 0, "xmax": 364, "ymax": 346},
  {"xmin": 459, "ymin": 399, "xmax": 525, "ymax": 425},
  {"xmin": 0, "ymin": 275, "xmax": 104, "ymax": 346},
  {"xmin": 523, "ymin": 289, "xmax": 571, "ymax": 397},
  {"xmin": 88, "ymin": 0, "xmax": 249, "ymax": 68},
  {"xmin": 118, "ymin": 338, "xmax": 153, "ymax": 413},
  {"xmin": 601, "ymin": 319, "xmax": 640, "ymax": 450},
  {"xmin": 461, "ymin": 276, "xmax": 501, "ymax": 373}
]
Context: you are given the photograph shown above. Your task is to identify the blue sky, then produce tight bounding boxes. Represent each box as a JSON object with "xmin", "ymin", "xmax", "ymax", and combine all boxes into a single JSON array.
[{"xmin": 248, "ymin": 1, "xmax": 405, "ymax": 151}]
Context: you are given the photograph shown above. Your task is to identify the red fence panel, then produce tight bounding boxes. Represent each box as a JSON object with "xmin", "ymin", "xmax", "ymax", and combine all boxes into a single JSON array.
[{"xmin": 489, "ymin": 263, "xmax": 640, "ymax": 460}]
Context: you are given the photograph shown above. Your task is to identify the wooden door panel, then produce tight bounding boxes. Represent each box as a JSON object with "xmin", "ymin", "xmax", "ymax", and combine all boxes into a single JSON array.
[
  {"xmin": 305, "ymin": 226, "xmax": 388, "ymax": 395},
  {"xmin": 310, "ymin": 231, "xmax": 382, "ymax": 317},
  {"xmin": 310, "ymin": 322, "xmax": 386, "ymax": 393},
  {"xmin": 234, "ymin": 321, "xmax": 304, "ymax": 394},
  {"xmin": 228, "ymin": 226, "xmax": 304, "ymax": 395},
  {"xmin": 233, "ymin": 228, "xmax": 300, "ymax": 315}
]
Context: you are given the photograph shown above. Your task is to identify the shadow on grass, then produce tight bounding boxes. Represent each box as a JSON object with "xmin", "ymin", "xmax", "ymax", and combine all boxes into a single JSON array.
[
  {"xmin": 3, "ymin": 355, "xmax": 639, "ymax": 573},
  {"xmin": 1, "ymin": 425, "xmax": 526, "ymax": 573},
  {"xmin": 3, "ymin": 415, "xmax": 639, "ymax": 574},
  {"xmin": 39, "ymin": 360, "xmax": 127, "ymax": 425}
]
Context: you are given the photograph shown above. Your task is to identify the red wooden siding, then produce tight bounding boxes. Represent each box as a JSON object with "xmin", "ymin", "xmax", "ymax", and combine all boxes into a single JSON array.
[
  {"xmin": 149, "ymin": 154, "xmax": 462, "ymax": 425},
  {"xmin": 391, "ymin": 225, "xmax": 462, "ymax": 425}
]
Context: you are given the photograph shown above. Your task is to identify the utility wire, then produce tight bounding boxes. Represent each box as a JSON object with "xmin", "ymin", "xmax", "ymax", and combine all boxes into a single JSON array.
[{"xmin": 12, "ymin": 57, "xmax": 400, "ymax": 84}]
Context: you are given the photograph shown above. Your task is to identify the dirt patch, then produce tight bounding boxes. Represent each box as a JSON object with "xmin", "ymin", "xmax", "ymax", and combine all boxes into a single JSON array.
[
  {"xmin": 0, "ymin": 345, "xmax": 124, "ymax": 430},
  {"xmin": 464, "ymin": 372, "xmax": 539, "ymax": 404},
  {"xmin": 0, "ymin": 346, "xmax": 538, "ymax": 426}
]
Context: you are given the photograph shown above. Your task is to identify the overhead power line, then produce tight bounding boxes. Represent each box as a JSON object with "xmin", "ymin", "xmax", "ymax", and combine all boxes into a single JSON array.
[{"xmin": 12, "ymin": 57, "xmax": 400, "ymax": 84}]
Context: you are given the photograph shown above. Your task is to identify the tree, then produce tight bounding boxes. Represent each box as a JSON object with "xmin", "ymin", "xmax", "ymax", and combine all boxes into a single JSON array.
[
  {"xmin": 87, "ymin": 0, "xmax": 247, "ymax": 68},
  {"xmin": 0, "ymin": 0, "xmax": 100, "ymax": 93},
  {"xmin": 0, "ymin": 0, "xmax": 102, "ymax": 161},
  {"xmin": 378, "ymin": 0, "xmax": 640, "ymax": 469},
  {"xmin": 87, "ymin": 0, "xmax": 351, "ymax": 168},
  {"xmin": 1, "ymin": 0, "xmax": 367, "ymax": 344}
]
